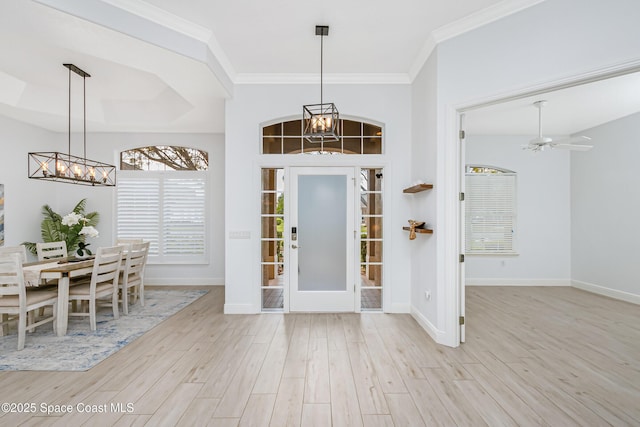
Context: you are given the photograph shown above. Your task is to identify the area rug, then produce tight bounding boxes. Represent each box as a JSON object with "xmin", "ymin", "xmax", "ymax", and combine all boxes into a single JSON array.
[{"xmin": 0, "ymin": 289, "xmax": 207, "ymax": 371}]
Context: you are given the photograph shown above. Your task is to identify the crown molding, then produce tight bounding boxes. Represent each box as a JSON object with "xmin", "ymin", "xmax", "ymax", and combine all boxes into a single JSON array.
[
  {"xmin": 409, "ymin": 0, "xmax": 546, "ymax": 80},
  {"xmin": 36, "ymin": 0, "xmax": 545, "ymax": 88},
  {"xmin": 234, "ymin": 73, "xmax": 411, "ymax": 85},
  {"xmin": 100, "ymin": 0, "xmax": 212, "ymax": 41},
  {"xmin": 408, "ymin": 34, "xmax": 438, "ymax": 82},
  {"xmin": 434, "ymin": 0, "xmax": 546, "ymax": 41}
]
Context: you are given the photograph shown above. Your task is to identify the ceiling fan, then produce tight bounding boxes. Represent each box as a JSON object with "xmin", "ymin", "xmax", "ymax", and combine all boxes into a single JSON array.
[{"xmin": 523, "ymin": 100, "xmax": 593, "ymax": 152}]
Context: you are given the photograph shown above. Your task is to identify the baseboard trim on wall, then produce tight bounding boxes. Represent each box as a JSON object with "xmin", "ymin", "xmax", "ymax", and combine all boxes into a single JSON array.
[
  {"xmin": 145, "ymin": 277, "xmax": 225, "ymax": 286},
  {"xmin": 466, "ymin": 278, "xmax": 571, "ymax": 286},
  {"xmin": 389, "ymin": 303, "xmax": 411, "ymax": 313},
  {"xmin": 410, "ymin": 306, "xmax": 445, "ymax": 343},
  {"xmin": 572, "ymin": 280, "xmax": 640, "ymax": 305},
  {"xmin": 224, "ymin": 304, "xmax": 257, "ymax": 314}
]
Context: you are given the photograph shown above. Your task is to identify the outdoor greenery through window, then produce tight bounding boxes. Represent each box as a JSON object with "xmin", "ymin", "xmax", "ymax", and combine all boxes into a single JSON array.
[
  {"xmin": 261, "ymin": 168, "xmax": 285, "ymax": 310},
  {"xmin": 465, "ymin": 165, "xmax": 517, "ymax": 254},
  {"xmin": 360, "ymin": 168, "xmax": 383, "ymax": 310},
  {"xmin": 117, "ymin": 146, "xmax": 208, "ymax": 263},
  {"xmin": 262, "ymin": 119, "xmax": 383, "ymax": 154},
  {"xmin": 121, "ymin": 146, "xmax": 208, "ymax": 171}
]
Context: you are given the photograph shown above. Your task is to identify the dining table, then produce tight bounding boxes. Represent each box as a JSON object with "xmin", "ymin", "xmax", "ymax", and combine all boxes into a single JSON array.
[{"xmin": 22, "ymin": 257, "xmax": 94, "ymax": 336}]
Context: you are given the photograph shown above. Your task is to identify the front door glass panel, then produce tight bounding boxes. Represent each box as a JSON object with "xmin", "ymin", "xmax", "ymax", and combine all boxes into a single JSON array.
[{"xmin": 298, "ymin": 175, "xmax": 347, "ymax": 291}]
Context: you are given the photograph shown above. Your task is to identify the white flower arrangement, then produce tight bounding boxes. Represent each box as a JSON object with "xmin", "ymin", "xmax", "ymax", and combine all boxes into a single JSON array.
[
  {"xmin": 22, "ymin": 199, "xmax": 100, "ymax": 257},
  {"xmin": 61, "ymin": 212, "xmax": 83, "ymax": 227},
  {"xmin": 79, "ymin": 225, "xmax": 99, "ymax": 239}
]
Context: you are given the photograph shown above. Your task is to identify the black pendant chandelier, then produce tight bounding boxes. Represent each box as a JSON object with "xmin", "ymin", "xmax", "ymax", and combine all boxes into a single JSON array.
[
  {"xmin": 28, "ymin": 64, "xmax": 116, "ymax": 187},
  {"xmin": 303, "ymin": 25, "xmax": 340, "ymax": 143}
]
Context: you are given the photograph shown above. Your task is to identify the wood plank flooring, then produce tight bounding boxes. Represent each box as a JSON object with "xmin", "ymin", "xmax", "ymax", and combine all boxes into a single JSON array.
[{"xmin": 1, "ymin": 285, "xmax": 639, "ymax": 426}]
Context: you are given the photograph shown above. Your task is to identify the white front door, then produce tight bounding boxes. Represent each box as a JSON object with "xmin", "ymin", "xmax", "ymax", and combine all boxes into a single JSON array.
[{"xmin": 289, "ymin": 167, "xmax": 356, "ymax": 312}]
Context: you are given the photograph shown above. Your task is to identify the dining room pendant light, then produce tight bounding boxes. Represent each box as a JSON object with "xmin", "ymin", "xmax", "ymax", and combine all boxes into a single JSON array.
[
  {"xmin": 303, "ymin": 25, "xmax": 340, "ymax": 143},
  {"xmin": 28, "ymin": 64, "xmax": 116, "ymax": 187}
]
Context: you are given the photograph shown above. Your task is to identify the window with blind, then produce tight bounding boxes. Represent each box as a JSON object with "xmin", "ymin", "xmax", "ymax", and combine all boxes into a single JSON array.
[
  {"xmin": 465, "ymin": 166, "xmax": 517, "ymax": 255},
  {"xmin": 116, "ymin": 171, "xmax": 207, "ymax": 264}
]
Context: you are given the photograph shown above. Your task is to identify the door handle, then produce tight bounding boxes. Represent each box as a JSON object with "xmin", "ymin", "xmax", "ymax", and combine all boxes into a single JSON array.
[{"xmin": 292, "ymin": 244, "xmax": 301, "ymax": 249}]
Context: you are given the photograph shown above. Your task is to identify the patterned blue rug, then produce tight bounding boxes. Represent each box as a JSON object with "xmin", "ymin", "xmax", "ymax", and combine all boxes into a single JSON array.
[{"xmin": 0, "ymin": 289, "xmax": 207, "ymax": 371}]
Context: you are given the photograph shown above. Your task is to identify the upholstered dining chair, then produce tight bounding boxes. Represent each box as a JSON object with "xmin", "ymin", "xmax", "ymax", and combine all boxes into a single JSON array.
[
  {"xmin": 0, "ymin": 253, "xmax": 58, "ymax": 350},
  {"xmin": 68, "ymin": 245, "xmax": 123, "ymax": 331},
  {"xmin": 36, "ymin": 241, "xmax": 68, "ymax": 260},
  {"xmin": 119, "ymin": 242, "xmax": 150, "ymax": 315}
]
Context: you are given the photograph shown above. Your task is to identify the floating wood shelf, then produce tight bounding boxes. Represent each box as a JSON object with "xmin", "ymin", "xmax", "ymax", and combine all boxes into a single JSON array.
[
  {"xmin": 403, "ymin": 183, "xmax": 433, "ymax": 193},
  {"xmin": 402, "ymin": 226, "xmax": 433, "ymax": 234}
]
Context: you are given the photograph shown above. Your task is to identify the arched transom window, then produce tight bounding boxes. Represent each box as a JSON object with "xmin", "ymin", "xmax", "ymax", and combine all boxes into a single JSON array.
[
  {"xmin": 262, "ymin": 119, "xmax": 383, "ymax": 154},
  {"xmin": 121, "ymin": 146, "xmax": 208, "ymax": 171}
]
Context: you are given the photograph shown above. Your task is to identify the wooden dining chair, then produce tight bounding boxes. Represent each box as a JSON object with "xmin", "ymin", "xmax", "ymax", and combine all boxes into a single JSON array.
[
  {"xmin": 68, "ymin": 245, "xmax": 123, "ymax": 331},
  {"xmin": 115, "ymin": 238, "xmax": 143, "ymax": 246},
  {"xmin": 0, "ymin": 245, "xmax": 31, "ymax": 333},
  {"xmin": 119, "ymin": 242, "xmax": 150, "ymax": 315},
  {"xmin": 0, "ymin": 245, "xmax": 28, "ymax": 263},
  {"xmin": 0, "ymin": 253, "xmax": 58, "ymax": 350},
  {"xmin": 35, "ymin": 241, "xmax": 70, "ymax": 316},
  {"xmin": 36, "ymin": 241, "xmax": 68, "ymax": 260}
]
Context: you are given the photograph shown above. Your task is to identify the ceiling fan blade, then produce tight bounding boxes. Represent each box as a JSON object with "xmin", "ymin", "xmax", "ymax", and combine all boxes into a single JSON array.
[
  {"xmin": 551, "ymin": 135, "xmax": 592, "ymax": 145},
  {"xmin": 522, "ymin": 143, "xmax": 543, "ymax": 152},
  {"xmin": 552, "ymin": 143, "xmax": 593, "ymax": 151}
]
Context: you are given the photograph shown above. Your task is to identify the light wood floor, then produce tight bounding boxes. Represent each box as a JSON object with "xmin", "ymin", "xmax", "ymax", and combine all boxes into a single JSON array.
[{"xmin": 1, "ymin": 286, "xmax": 639, "ymax": 426}]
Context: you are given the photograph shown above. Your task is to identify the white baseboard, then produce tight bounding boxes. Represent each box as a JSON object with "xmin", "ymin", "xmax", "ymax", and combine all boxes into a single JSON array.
[
  {"xmin": 224, "ymin": 304, "xmax": 258, "ymax": 314},
  {"xmin": 466, "ymin": 278, "xmax": 571, "ymax": 286},
  {"xmin": 572, "ymin": 280, "xmax": 640, "ymax": 305},
  {"xmin": 410, "ymin": 306, "xmax": 445, "ymax": 343},
  {"xmin": 145, "ymin": 277, "xmax": 224, "ymax": 286},
  {"xmin": 389, "ymin": 303, "xmax": 411, "ymax": 313}
]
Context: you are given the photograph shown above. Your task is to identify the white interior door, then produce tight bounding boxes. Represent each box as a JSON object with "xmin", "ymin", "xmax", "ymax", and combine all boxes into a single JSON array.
[{"xmin": 289, "ymin": 167, "xmax": 356, "ymax": 312}]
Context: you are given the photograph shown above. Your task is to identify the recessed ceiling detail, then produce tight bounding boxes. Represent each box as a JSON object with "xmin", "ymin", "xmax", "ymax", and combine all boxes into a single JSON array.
[{"xmin": 0, "ymin": 0, "xmax": 561, "ymax": 133}]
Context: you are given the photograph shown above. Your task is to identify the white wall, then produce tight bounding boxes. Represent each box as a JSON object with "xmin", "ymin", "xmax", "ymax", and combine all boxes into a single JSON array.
[
  {"xmin": 225, "ymin": 83, "xmax": 413, "ymax": 313},
  {"xmin": 409, "ymin": 51, "xmax": 439, "ymax": 339},
  {"xmin": 0, "ymin": 120, "xmax": 225, "ymax": 284},
  {"xmin": 0, "ymin": 115, "xmax": 65, "ymax": 254},
  {"xmin": 414, "ymin": 0, "xmax": 640, "ymax": 346},
  {"xmin": 465, "ymin": 135, "xmax": 571, "ymax": 285},
  {"xmin": 571, "ymin": 113, "xmax": 640, "ymax": 302}
]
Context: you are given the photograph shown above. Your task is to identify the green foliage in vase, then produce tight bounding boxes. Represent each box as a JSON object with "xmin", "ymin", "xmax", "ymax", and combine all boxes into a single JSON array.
[{"xmin": 23, "ymin": 199, "xmax": 99, "ymax": 256}]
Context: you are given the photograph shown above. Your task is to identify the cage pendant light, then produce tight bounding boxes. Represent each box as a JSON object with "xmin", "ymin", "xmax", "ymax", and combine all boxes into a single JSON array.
[
  {"xmin": 28, "ymin": 64, "xmax": 116, "ymax": 187},
  {"xmin": 303, "ymin": 25, "xmax": 340, "ymax": 143}
]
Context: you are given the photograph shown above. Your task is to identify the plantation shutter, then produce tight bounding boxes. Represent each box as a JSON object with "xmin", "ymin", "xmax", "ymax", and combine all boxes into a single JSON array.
[
  {"xmin": 116, "ymin": 171, "xmax": 207, "ymax": 263},
  {"xmin": 465, "ymin": 173, "xmax": 516, "ymax": 254},
  {"xmin": 163, "ymin": 177, "xmax": 206, "ymax": 256}
]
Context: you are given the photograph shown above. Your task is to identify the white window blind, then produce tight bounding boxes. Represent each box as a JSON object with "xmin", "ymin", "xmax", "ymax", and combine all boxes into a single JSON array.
[
  {"xmin": 117, "ymin": 171, "xmax": 207, "ymax": 263},
  {"xmin": 465, "ymin": 173, "xmax": 516, "ymax": 254}
]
